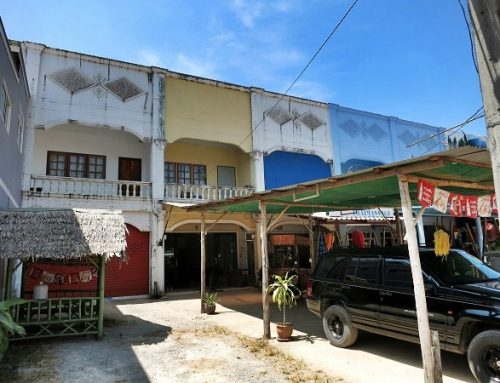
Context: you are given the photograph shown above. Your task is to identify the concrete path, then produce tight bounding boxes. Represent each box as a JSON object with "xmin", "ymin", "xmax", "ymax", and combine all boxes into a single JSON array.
[{"xmin": 151, "ymin": 287, "xmax": 474, "ymax": 383}]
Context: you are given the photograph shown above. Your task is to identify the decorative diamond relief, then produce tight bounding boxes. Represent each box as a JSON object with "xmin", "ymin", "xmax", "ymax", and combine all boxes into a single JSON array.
[
  {"xmin": 422, "ymin": 137, "xmax": 438, "ymax": 150},
  {"xmin": 298, "ymin": 112, "xmax": 324, "ymax": 130},
  {"xmin": 103, "ymin": 77, "xmax": 143, "ymax": 101},
  {"xmin": 50, "ymin": 68, "xmax": 96, "ymax": 94},
  {"xmin": 339, "ymin": 119, "xmax": 362, "ymax": 139},
  {"xmin": 265, "ymin": 106, "xmax": 293, "ymax": 125},
  {"xmin": 366, "ymin": 123, "xmax": 387, "ymax": 142},
  {"xmin": 398, "ymin": 130, "xmax": 417, "ymax": 146}
]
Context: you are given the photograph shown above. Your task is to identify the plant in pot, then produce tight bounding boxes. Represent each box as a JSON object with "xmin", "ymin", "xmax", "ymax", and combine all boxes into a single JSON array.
[
  {"xmin": 202, "ymin": 292, "xmax": 218, "ymax": 315},
  {"xmin": 267, "ymin": 272, "xmax": 299, "ymax": 341}
]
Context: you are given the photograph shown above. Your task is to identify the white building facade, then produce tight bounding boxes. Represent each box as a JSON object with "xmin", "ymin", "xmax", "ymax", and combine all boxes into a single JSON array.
[{"xmin": 20, "ymin": 42, "xmax": 166, "ymax": 296}]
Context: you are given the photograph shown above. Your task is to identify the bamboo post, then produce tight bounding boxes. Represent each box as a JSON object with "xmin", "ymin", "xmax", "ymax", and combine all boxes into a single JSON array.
[
  {"xmin": 97, "ymin": 255, "xmax": 106, "ymax": 339},
  {"xmin": 259, "ymin": 200, "xmax": 270, "ymax": 339},
  {"xmin": 4, "ymin": 258, "xmax": 13, "ymax": 300},
  {"xmin": 200, "ymin": 211, "xmax": 206, "ymax": 314},
  {"xmin": 398, "ymin": 175, "xmax": 440, "ymax": 383}
]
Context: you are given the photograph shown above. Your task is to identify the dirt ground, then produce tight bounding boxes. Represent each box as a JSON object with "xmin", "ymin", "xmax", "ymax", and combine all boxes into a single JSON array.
[{"xmin": 0, "ymin": 293, "xmax": 341, "ymax": 383}]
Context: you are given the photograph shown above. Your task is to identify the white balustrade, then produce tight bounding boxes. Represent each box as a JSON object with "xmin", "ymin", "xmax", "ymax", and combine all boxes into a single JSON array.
[
  {"xmin": 164, "ymin": 183, "xmax": 254, "ymax": 202},
  {"xmin": 28, "ymin": 175, "xmax": 152, "ymax": 199}
]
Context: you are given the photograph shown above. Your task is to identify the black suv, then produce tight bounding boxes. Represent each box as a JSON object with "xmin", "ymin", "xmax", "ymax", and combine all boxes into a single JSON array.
[{"xmin": 305, "ymin": 247, "xmax": 500, "ymax": 383}]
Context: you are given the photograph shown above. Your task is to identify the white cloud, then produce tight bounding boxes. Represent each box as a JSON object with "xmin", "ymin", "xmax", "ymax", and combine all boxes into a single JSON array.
[
  {"xmin": 230, "ymin": 0, "xmax": 294, "ymax": 28},
  {"xmin": 173, "ymin": 53, "xmax": 216, "ymax": 78},
  {"xmin": 266, "ymin": 49, "xmax": 303, "ymax": 65},
  {"xmin": 138, "ymin": 50, "xmax": 163, "ymax": 67},
  {"xmin": 285, "ymin": 80, "xmax": 334, "ymax": 102}
]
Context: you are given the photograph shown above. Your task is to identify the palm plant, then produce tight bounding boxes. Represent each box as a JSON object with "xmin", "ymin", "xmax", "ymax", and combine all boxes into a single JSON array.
[
  {"xmin": 266, "ymin": 272, "xmax": 298, "ymax": 324},
  {"xmin": 0, "ymin": 298, "xmax": 26, "ymax": 361}
]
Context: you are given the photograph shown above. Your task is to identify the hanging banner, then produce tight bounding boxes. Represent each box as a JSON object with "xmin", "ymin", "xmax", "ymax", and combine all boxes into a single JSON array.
[
  {"xmin": 465, "ymin": 196, "xmax": 478, "ymax": 218},
  {"xmin": 478, "ymin": 195, "xmax": 492, "ymax": 217},
  {"xmin": 449, "ymin": 193, "xmax": 466, "ymax": 217},
  {"xmin": 418, "ymin": 179, "xmax": 435, "ymax": 207},
  {"xmin": 432, "ymin": 188, "xmax": 450, "ymax": 213}
]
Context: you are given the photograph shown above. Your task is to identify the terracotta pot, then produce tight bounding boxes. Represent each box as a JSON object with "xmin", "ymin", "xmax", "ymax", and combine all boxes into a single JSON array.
[
  {"xmin": 204, "ymin": 303, "xmax": 216, "ymax": 315},
  {"xmin": 276, "ymin": 322, "xmax": 293, "ymax": 341}
]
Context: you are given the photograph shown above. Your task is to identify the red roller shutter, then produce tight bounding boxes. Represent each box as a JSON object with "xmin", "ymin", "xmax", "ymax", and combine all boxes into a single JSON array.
[{"xmin": 105, "ymin": 224, "xmax": 150, "ymax": 297}]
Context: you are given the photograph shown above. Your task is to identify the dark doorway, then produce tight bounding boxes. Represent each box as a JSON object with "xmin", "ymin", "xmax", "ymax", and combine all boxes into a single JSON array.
[
  {"xmin": 164, "ymin": 232, "xmax": 239, "ymax": 290},
  {"xmin": 118, "ymin": 157, "xmax": 141, "ymax": 196}
]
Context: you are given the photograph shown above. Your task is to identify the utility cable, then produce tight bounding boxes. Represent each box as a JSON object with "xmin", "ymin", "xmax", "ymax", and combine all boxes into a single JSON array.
[
  {"xmin": 235, "ymin": 0, "xmax": 360, "ymax": 150},
  {"xmin": 407, "ymin": 106, "xmax": 484, "ymax": 148},
  {"xmin": 457, "ymin": 0, "xmax": 479, "ymax": 73}
]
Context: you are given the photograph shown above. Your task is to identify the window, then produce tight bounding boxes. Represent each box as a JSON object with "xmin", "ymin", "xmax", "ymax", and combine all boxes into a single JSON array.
[
  {"xmin": 47, "ymin": 151, "xmax": 106, "ymax": 179},
  {"xmin": 164, "ymin": 162, "xmax": 206, "ymax": 185},
  {"xmin": 0, "ymin": 82, "xmax": 11, "ymax": 132},
  {"xmin": 17, "ymin": 112, "xmax": 24, "ymax": 152},
  {"xmin": 383, "ymin": 258, "xmax": 413, "ymax": 290}
]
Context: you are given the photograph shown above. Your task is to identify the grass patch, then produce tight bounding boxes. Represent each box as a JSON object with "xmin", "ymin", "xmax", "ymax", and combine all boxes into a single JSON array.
[{"xmin": 178, "ymin": 325, "xmax": 342, "ymax": 383}]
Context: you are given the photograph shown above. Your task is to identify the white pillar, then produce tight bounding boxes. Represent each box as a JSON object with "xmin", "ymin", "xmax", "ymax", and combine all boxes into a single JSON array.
[
  {"xmin": 150, "ymin": 209, "xmax": 165, "ymax": 295},
  {"xmin": 251, "ymin": 151, "xmax": 266, "ymax": 192},
  {"xmin": 259, "ymin": 200, "xmax": 270, "ymax": 338},
  {"xmin": 475, "ymin": 217, "xmax": 484, "ymax": 256}
]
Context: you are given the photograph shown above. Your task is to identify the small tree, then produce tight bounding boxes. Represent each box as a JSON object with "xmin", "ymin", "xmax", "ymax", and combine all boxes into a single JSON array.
[{"xmin": 267, "ymin": 272, "xmax": 298, "ymax": 324}]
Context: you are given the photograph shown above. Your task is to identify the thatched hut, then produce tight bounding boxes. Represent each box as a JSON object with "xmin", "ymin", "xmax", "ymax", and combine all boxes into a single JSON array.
[{"xmin": 0, "ymin": 208, "xmax": 127, "ymax": 339}]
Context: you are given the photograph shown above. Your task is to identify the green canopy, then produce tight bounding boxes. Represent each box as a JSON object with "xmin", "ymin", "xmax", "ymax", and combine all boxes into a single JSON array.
[{"xmin": 183, "ymin": 147, "xmax": 493, "ymax": 214}]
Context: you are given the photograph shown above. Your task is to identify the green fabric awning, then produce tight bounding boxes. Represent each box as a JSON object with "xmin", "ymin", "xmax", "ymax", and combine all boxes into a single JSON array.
[{"xmin": 180, "ymin": 147, "xmax": 493, "ymax": 215}]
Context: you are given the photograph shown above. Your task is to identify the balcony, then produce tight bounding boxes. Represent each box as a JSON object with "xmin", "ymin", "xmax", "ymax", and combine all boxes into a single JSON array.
[
  {"xmin": 26, "ymin": 175, "xmax": 152, "ymax": 200},
  {"xmin": 164, "ymin": 183, "xmax": 254, "ymax": 203}
]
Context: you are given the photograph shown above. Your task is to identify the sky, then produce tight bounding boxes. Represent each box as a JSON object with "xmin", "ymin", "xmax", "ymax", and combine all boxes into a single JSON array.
[{"xmin": 0, "ymin": 0, "xmax": 486, "ymax": 136}]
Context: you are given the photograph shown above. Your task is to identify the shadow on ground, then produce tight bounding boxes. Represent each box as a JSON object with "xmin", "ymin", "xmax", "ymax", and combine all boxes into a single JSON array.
[
  {"xmin": 215, "ymin": 287, "xmax": 474, "ymax": 383},
  {"xmin": 0, "ymin": 304, "xmax": 171, "ymax": 383}
]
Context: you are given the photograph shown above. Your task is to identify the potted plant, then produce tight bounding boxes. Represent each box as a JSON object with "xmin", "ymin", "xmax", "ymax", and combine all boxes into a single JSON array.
[
  {"xmin": 202, "ymin": 292, "xmax": 218, "ymax": 315},
  {"xmin": 267, "ymin": 272, "xmax": 299, "ymax": 341},
  {"xmin": 0, "ymin": 298, "xmax": 26, "ymax": 361}
]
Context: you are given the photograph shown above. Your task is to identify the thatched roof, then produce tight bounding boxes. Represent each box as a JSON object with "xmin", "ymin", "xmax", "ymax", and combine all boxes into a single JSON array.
[{"xmin": 0, "ymin": 209, "xmax": 127, "ymax": 260}]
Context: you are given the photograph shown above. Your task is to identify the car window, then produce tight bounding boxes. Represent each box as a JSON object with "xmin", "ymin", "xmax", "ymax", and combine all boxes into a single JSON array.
[
  {"xmin": 326, "ymin": 255, "xmax": 349, "ymax": 280},
  {"xmin": 421, "ymin": 250, "xmax": 500, "ymax": 285},
  {"xmin": 355, "ymin": 257, "xmax": 379, "ymax": 285},
  {"xmin": 383, "ymin": 258, "xmax": 413, "ymax": 290},
  {"xmin": 314, "ymin": 256, "xmax": 337, "ymax": 279},
  {"xmin": 345, "ymin": 256, "xmax": 358, "ymax": 282}
]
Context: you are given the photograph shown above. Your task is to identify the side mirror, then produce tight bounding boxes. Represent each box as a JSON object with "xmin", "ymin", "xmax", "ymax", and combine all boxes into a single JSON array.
[{"xmin": 423, "ymin": 275, "xmax": 434, "ymax": 292}]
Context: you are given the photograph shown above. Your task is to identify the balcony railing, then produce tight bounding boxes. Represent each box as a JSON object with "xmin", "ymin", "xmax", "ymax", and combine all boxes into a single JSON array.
[
  {"xmin": 164, "ymin": 183, "xmax": 254, "ymax": 202},
  {"xmin": 27, "ymin": 175, "xmax": 152, "ymax": 199}
]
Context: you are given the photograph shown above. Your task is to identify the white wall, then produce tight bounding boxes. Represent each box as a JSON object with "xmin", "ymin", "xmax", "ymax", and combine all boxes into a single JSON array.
[
  {"xmin": 33, "ymin": 124, "xmax": 150, "ymax": 180},
  {"xmin": 251, "ymin": 91, "xmax": 333, "ymax": 161}
]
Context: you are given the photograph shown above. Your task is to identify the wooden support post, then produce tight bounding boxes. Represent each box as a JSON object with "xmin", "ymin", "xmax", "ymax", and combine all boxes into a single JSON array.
[
  {"xmin": 431, "ymin": 331, "xmax": 443, "ymax": 383},
  {"xmin": 200, "ymin": 211, "xmax": 206, "ymax": 314},
  {"xmin": 97, "ymin": 255, "xmax": 106, "ymax": 339},
  {"xmin": 398, "ymin": 176, "xmax": 440, "ymax": 383},
  {"xmin": 4, "ymin": 258, "xmax": 13, "ymax": 300},
  {"xmin": 259, "ymin": 200, "xmax": 270, "ymax": 339}
]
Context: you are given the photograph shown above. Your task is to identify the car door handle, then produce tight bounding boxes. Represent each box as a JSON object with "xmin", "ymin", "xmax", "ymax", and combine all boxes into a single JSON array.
[{"xmin": 380, "ymin": 291, "xmax": 392, "ymax": 296}]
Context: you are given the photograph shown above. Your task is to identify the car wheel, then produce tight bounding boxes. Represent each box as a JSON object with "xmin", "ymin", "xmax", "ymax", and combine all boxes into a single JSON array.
[
  {"xmin": 468, "ymin": 330, "xmax": 500, "ymax": 383},
  {"xmin": 322, "ymin": 304, "xmax": 358, "ymax": 347}
]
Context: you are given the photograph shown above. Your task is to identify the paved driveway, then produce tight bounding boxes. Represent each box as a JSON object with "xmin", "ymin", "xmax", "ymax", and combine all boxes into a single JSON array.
[{"xmin": 212, "ymin": 287, "xmax": 474, "ymax": 383}]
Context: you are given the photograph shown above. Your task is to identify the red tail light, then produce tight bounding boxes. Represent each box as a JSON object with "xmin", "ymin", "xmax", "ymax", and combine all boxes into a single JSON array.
[{"xmin": 306, "ymin": 280, "xmax": 313, "ymax": 297}]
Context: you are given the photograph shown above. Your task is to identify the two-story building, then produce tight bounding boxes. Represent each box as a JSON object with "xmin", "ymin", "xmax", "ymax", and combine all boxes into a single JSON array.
[
  {"xmin": 162, "ymin": 73, "xmax": 256, "ymax": 290},
  {"xmin": 0, "ymin": 19, "xmax": 30, "ymax": 298},
  {"xmin": 19, "ymin": 42, "xmax": 165, "ymax": 297}
]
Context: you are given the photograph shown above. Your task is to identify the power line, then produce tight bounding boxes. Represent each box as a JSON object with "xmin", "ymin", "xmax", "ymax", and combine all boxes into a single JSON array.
[
  {"xmin": 457, "ymin": 0, "xmax": 479, "ymax": 73},
  {"xmin": 235, "ymin": 0, "xmax": 360, "ymax": 150},
  {"xmin": 407, "ymin": 106, "xmax": 484, "ymax": 148}
]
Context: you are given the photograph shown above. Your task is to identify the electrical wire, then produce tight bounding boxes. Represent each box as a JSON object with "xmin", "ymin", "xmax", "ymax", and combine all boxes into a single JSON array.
[
  {"xmin": 407, "ymin": 106, "xmax": 484, "ymax": 148},
  {"xmin": 235, "ymin": 0, "xmax": 360, "ymax": 150},
  {"xmin": 457, "ymin": 0, "xmax": 479, "ymax": 73}
]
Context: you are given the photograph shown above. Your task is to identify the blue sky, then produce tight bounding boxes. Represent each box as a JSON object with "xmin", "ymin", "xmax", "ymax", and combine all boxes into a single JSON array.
[{"xmin": 1, "ymin": 0, "xmax": 486, "ymax": 135}]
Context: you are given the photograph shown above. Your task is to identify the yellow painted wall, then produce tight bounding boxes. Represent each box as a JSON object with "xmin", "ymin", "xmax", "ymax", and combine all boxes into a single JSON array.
[
  {"xmin": 165, "ymin": 142, "xmax": 252, "ymax": 187},
  {"xmin": 164, "ymin": 77, "xmax": 252, "ymax": 153},
  {"xmin": 164, "ymin": 208, "xmax": 256, "ymax": 232}
]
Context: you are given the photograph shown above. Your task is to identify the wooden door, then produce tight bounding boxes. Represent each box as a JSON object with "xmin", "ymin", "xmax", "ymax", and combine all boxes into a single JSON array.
[{"xmin": 119, "ymin": 157, "xmax": 141, "ymax": 196}]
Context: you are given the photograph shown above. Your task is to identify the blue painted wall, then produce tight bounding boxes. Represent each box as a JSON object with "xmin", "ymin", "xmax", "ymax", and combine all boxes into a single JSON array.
[
  {"xmin": 329, "ymin": 104, "xmax": 446, "ymax": 175},
  {"xmin": 264, "ymin": 151, "xmax": 331, "ymax": 189}
]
